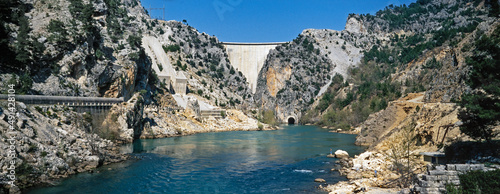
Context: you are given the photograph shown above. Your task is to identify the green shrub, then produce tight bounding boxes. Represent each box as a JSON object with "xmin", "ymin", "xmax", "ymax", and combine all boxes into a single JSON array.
[
  {"xmin": 257, "ymin": 123, "xmax": 264, "ymax": 130},
  {"xmin": 162, "ymin": 44, "xmax": 180, "ymax": 52},
  {"xmin": 95, "ymin": 49, "xmax": 105, "ymax": 60},
  {"xmin": 448, "ymin": 170, "xmax": 500, "ymax": 194},
  {"xmin": 127, "ymin": 34, "xmax": 142, "ymax": 49},
  {"xmin": 260, "ymin": 110, "xmax": 278, "ymax": 126}
]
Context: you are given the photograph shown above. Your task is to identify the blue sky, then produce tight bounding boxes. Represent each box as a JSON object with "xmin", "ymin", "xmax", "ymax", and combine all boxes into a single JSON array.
[{"xmin": 141, "ymin": 0, "xmax": 416, "ymax": 42}]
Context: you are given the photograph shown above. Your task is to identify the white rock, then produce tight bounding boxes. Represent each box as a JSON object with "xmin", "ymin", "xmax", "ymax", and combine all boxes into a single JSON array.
[{"xmin": 335, "ymin": 150, "xmax": 349, "ymax": 159}]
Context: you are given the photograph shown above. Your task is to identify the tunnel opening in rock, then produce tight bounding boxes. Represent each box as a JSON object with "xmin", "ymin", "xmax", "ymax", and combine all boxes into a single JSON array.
[{"xmin": 287, "ymin": 117, "xmax": 295, "ymax": 125}]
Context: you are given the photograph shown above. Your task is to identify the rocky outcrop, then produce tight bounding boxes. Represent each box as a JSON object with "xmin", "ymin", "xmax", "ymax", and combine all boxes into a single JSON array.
[
  {"xmin": 0, "ymin": 102, "xmax": 127, "ymax": 192},
  {"xmin": 255, "ymin": 35, "xmax": 334, "ymax": 122},
  {"xmin": 101, "ymin": 93, "xmax": 145, "ymax": 143},
  {"xmin": 349, "ymin": 0, "xmax": 485, "ymax": 34},
  {"xmin": 139, "ymin": 100, "xmax": 270, "ymax": 139},
  {"xmin": 356, "ymin": 93, "xmax": 462, "ymax": 149}
]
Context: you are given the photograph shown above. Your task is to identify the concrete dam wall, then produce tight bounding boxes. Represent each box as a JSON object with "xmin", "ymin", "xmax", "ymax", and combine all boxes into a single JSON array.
[{"xmin": 222, "ymin": 42, "xmax": 286, "ymax": 93}]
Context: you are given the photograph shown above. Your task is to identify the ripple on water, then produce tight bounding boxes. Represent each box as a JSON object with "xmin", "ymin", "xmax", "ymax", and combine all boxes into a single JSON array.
[{"xmin": 293, "ymin": 169, "xmax": 313, "ymax": 173}]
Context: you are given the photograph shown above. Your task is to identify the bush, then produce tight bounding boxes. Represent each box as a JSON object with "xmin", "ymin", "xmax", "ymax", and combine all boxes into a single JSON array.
[
  {"xmin": 448, "ymin": 170, "xmax": 500, "ymax": 194},
  {"xmin": 95, "ymin": 49, "xmax": 105, "ymax": 60},
  {"xmin": 257, "ymin": 123, "xmax": 264, "ymax": 130},
  {"xmin": 127, "ymin": 34, "xmax": 142, "ymax": 49},
  {"xmin": 260, "ymin": 110, "xmax": 278, "ymax": 126},
  {"xmin": 163, "ymin": 44, "xmax": 180, "ymax": 52}
]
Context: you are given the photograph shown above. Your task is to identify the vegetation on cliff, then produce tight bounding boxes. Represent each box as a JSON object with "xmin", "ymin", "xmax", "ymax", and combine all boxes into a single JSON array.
[
  {"xmin": 458, "ymin": 25, "xmax": 500, "ymax": 142},
  {"xmin": 301, "ymin": 0, "xmax": 496, "ymax": 131}
]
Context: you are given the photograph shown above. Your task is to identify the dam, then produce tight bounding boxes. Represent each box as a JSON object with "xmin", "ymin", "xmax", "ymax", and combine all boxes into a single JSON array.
[{"xmin": 221, "ymin": 42, "xmax": 286, "ymax": 93}]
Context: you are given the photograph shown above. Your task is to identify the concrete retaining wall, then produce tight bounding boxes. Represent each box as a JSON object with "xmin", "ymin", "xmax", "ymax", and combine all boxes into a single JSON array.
[{"xmin": 413, "ymin": 164, "xmax": 488, "ymax": 193}]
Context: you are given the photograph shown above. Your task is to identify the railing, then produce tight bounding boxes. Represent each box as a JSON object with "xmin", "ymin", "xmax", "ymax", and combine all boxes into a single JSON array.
[{"xmin": 0, "ymin": 94, "xmax": 123, "ymax": 107}]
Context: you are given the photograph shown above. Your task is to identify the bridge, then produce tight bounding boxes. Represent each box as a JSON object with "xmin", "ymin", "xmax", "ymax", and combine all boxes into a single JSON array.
[
  {"xmin": 221, "ymin": 42, "xmax": 287, "ymax": 93},
  {"xmin": 0, "ymin": 94, "xmax": 123, "ymax": 107}
]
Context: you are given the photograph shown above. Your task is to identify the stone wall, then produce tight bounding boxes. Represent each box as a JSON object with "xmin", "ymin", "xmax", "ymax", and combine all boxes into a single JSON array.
[{"xmin": 413, "ymin": 164, "xmax": 489, "ymax": 193}]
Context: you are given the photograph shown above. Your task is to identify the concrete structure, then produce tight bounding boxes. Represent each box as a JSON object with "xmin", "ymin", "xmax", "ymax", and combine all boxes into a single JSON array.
[
  {"xmin": 0, "ymin": 94, "xmax": 123, "ymax": 106},
  {"xmin": 172, "ymin": 71, "xmax": 187, "ymax": 95},
  {"xmin": 413, "ymin": 164, "xmax": 492, "ymax": 193},
  {"xmin": 142, "ymin": 36, "xmax": 187, "ymax": 94},
  {"xmin": 180, "ymin": 95, "xmax": 225, "ymax": 119},
  {"xmin": 221, "ymin": 42, "xmax": 286, "ymax": 93},
  {"xmin": 286, "ymin": 115, "xmax": 297, "ymax": 125},
  {"xmin": 0, "ymin": 94, "xmax": 123, "ymax": 107},
  {"xmin": 420, "ymin": 152, "xmax": 446, "ymax": 165}
]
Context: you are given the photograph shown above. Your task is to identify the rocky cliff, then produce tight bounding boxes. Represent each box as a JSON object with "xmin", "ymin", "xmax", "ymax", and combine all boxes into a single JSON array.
[
  {"xmin": 318, "ymin": 0, "xmax": 500, "ymax": 192},
  {"xmin": 152, "ymin": 20, "xmax": 253, "ymax": 108},
  {"xmin": 0, "ymin": 0, "xmax": 259, "ymax": 192},
  {"xmin": 0, "ymin": 0, "xmax": 499, "ymax": 192}
]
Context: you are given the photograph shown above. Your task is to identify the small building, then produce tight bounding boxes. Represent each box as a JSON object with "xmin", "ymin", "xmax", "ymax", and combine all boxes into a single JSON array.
[{"xmin": 420, "ymin": 152, "xmax": 446, "ymax": 165}]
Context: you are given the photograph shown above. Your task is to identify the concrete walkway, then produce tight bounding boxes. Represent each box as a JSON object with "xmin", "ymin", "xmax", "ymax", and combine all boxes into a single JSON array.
[{"xmin": 0, "ymin": 94, "xmax": 123, "ymax": 106}]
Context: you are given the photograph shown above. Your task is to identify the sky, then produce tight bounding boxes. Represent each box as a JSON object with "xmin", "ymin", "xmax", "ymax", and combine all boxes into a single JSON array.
[{"xmin": 141, "ymin": 0, "xmax": 417, "ymax": 43}]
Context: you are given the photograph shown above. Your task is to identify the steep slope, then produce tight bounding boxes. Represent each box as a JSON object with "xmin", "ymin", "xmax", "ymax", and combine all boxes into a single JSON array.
[
  {"xmin": 0, "ymin": 0, "xmax": 257, "ymax": 192},
  {"xmin": 300, "ymin": 0, "xmax": 497, "ymax": 130},
  {"xmin": 0, "ymin": 0, "xmax": 153, "ymax": 99},
  {"xmin": 153, "ymin": 20, "xmax": 253, "ymax": 108},
  {"xmin": 0, "ymin": 0, "xmax": 154, "ymax": 192},
  {"xmin": 255, "ymin": 35, "xmax": 335, "ymax": 122},
  {"xmin": 318, "ymin": 0, "xmax": 500, "ymax": 192},
  {"xmin": 254, "ymin": 18, "xmax": 377, "ymax": 122}
]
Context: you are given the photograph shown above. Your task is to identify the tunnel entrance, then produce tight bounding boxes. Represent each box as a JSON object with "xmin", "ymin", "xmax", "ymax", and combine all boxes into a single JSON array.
[{"xmin": 287, "ymin": 117, "xmax": 296, "ymax": 125}]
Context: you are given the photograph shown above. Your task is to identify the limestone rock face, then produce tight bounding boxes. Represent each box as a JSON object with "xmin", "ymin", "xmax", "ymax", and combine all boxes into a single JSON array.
[
  {"xmin": 345, "ymin": 16, "xmax": 367, "ymax": 34},
  {"xmin": 255, "ymin": 35, "xmax": 334, "ymax": 122},
  {"xmin": 0, "ymin": 102, "xmax": 128, "ymax": 190},
  {"xmin": 102, "ymin": 93, "xmax": 145, "ymax": 143}
]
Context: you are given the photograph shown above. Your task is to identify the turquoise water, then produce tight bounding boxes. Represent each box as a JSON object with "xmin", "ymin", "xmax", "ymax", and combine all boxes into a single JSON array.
[{"xmin": 27, "ymin": 125, "xmax": 364, "ymax": 193}]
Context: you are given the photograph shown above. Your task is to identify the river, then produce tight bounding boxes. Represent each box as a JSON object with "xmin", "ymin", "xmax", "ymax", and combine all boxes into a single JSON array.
[{"xmin": 27, "ymin": 125, "xmax": 364, "ymax": 193}]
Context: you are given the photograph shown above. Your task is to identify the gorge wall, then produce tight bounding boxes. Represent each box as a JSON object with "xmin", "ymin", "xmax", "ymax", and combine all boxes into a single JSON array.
[{"xmin": 222, "ymin": 42, "xmax": 285, "ymax": 93}]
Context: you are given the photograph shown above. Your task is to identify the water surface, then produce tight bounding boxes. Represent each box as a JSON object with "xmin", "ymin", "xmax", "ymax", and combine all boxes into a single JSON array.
[{"xmin": 28, "ymin": 125, "xmax": 364, "ymax": 193}]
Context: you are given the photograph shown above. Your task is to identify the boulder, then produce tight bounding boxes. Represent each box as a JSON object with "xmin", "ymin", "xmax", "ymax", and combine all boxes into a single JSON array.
[
  {"xmin": 335, "ymin": 150, "xmax": 349, "ymax": 159},
  {"xmin": 315, "ymin": 178, "xmax": 326, "ymax": 183}
]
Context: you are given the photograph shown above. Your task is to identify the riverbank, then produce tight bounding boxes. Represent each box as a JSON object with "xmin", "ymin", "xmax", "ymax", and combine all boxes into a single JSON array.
[
  {"xmin": 322, "ymin": 93, "xmax": 465, "ymax": 193},
  {"xmin": 0, "ymin": 98, "xmax": 274, "ymax": 193},
  {"xmin": 0, "ymin": 102, "xmax": 130, "ymax": 193},
  {"xmin": 26, "ymin": 125, "xmax": 365, "ymax": 194},
  {"xmin": 136, "ymin": 103, "xmax": 276, "ymax": 139}
]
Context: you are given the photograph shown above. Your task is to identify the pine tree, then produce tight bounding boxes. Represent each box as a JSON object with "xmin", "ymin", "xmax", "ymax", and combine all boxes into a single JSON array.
[{"xmin": 458, "ymin": 26, "xmax": 500, "ymax": 142}]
